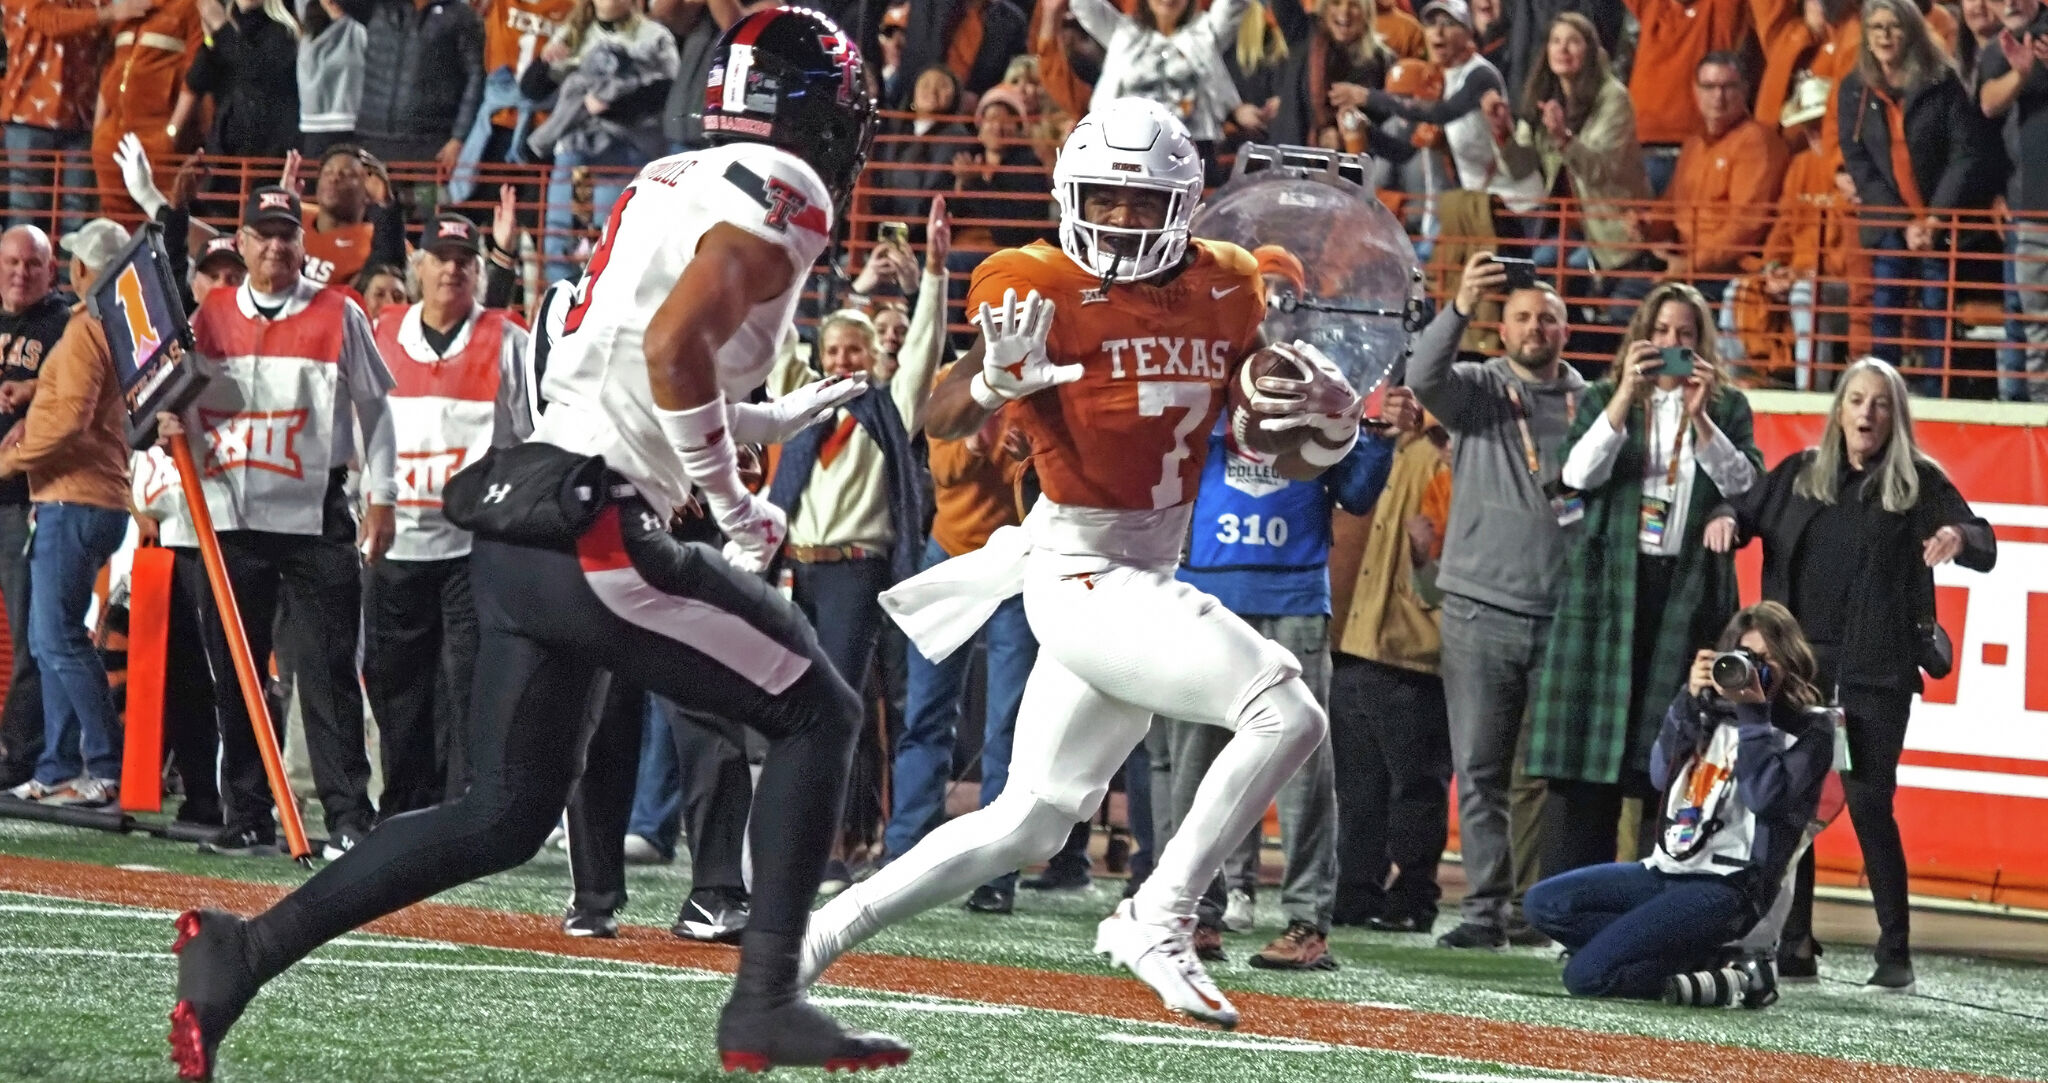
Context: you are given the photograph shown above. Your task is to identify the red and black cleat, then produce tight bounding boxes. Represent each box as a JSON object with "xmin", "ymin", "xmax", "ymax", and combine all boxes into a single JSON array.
[
  {"xmin": 716, "ymin": 997, "xmax": 911, "ymax": 1074},
  {"xmin": 167, "ymin": 909, "xmax": 261, "ymax": 1082}
]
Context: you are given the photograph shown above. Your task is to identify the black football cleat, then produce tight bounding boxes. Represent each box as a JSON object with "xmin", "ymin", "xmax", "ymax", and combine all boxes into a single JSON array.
[
  {"xmin": 168, "ymin": 909, "xmax": 261, "ymax": 1082},
  {"xmin": 717, "ymin": 996, "xmax": 911, "ymax": 1073},
  {"xmin": 561, "ymin": 907, "xmax": 619, "ymax": 939}
]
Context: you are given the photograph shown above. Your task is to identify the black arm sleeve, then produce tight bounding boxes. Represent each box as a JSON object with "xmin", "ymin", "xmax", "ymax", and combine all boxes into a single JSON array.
[{"xmin": 367, "ymin": 201, "xmax": 407, "ymax": 272}]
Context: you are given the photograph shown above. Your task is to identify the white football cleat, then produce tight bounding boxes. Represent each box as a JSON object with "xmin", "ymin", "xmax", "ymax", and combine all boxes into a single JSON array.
[{"xmin": 1093, "ymin": 899, "xmax": 1239, "ymax": 1029}]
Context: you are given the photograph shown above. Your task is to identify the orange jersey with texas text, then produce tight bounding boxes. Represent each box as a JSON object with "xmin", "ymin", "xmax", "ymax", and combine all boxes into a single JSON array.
[{"xmin": 968, "ymin": 240, "xmax": 1264, "ymax": 512}]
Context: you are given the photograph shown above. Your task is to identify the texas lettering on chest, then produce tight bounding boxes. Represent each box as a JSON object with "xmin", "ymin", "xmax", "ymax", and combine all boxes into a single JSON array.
[{"xmin": 1098, "ymin": 334, "xmax": 1233, "ymax": 381}]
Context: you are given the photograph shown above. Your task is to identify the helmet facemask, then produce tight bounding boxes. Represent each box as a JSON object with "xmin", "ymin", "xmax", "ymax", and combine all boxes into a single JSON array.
[{"xmin": 1054, "ymin": 177, "xmax": 1199, "ymax": 283}]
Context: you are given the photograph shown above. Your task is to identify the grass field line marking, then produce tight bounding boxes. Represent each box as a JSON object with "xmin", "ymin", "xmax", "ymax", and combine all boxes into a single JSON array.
[
  {"xmin": 0, "ymin": 894, "xmax": 464, "ymax": 951},
  {"xmin": 1413, "ymin": 1074, "xmax": 1638, "ymax": 1083},
  {"xmin": 1098, "ymin": 1033, "xmax": 1332, "ymax": 1053},
  {"xmin": 808, "ymin": 996, "xmax": 1022, "ymax": 1015},
  {"xmin": 1, "ymin": 853, "xmax": 2027, "ymax": 1083},
  {"xmin": 0, "ymin": 945, "xmax": 723, "ymax": 982}
]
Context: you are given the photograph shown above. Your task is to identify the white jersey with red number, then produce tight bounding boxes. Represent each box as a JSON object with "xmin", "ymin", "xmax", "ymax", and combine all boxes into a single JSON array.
[
  {"xmin": 532, "ymin": 141, "xmax": 833, "ymax": 511},
  {"xmin": 376, "ymin": 303, "xmax": 536, "ymax": 561},
  {"xmin": 131, "ymin": 447, "xmax": 195, "ymax": 549},
  {"xmin": 189, "ymin": 279, "xmax": 397, "ymax": 535}
]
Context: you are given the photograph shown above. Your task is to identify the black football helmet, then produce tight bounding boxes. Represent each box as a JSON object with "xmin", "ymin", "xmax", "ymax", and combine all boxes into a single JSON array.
[{"xmin": 702, "ymin": 7, "xmax": 877, "ymax": 214}]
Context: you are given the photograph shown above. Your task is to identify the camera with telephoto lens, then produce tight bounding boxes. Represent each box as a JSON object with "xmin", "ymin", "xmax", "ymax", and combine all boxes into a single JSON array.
[{"xmin": 1711, "ymin": 648, "xmax": 1773, "ymax": 696}]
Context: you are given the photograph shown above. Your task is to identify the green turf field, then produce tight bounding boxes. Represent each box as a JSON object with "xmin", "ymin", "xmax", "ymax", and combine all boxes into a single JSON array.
[{"xmin": 1, "ymin": 815, "xmax": 2044, "ymax": 1082}]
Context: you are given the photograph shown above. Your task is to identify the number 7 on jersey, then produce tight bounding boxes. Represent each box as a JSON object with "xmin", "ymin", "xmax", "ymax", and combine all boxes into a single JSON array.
[{"xmin": 1137, "ymin": 381, "xmax": 1212, "ymax": 510}]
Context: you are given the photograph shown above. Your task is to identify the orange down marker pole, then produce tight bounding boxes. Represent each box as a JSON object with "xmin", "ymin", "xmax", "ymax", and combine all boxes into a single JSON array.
[
  {"xmin": 169, "ymin": 438, "xmax": 313, "ymax": 864},
  {"xmin": 119, "ymin": 545, "xmax": 174, "ymax": 812}
]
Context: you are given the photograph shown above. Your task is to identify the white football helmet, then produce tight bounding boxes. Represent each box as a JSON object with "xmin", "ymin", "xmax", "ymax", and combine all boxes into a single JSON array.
[{"xmin": 1052, "ymin": 97, "xmax": 1205, "ymax": 284}]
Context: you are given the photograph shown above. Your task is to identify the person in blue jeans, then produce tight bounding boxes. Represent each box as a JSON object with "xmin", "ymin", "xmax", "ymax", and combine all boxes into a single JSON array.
[
  {"xmin": 519, "ymin": 0, "xmax": 681, "ymax": 284},
  {"xmin": 0, "ymin": 219, "xmax": 139, "ymax": 806},
  {"xmin": 886, "ymin": 407, "xmax": 1037, "ymax": 913},
  {"xmin": 1522, "ymin": 602, "xmax": 1834, "ymax": 1009}
]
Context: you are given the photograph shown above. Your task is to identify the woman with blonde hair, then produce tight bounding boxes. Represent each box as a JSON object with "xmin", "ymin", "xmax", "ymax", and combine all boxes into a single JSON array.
[
  {"xmin": 1705, "ymin": 357, "xmax": 1995, "ymax": 992},
  {"xmin": 1069, "ymin": 0, "xmax": 1258, "ymax": 154},
  {"xmin": 1524, "ymin": 601, "xmax": 1837, "ymax": 1009},
  {"xmin": 1525, "ymin": 281, "xmax": 1763, "ymax": 881},
  {"xmin": 1271, "ymin": 0, "xmax": 1396, "ymax": 151},
  {"xmin": 173, "ymin": 0, "xmax": 304, "ymax": 158}
]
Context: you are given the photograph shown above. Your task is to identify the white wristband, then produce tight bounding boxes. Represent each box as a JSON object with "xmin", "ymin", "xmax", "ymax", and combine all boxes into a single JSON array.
[
  {"xmin": 655, "ymin": 396, "xmax": 748, "ymax": 512},
  {"xmin": 968, "ymin": 371, "xmax": 1007, "ymax": 411}
]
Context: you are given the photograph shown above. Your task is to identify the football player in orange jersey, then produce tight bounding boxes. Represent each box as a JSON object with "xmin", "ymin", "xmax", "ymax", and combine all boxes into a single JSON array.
[{"xmin": 800, "ymin": 98, "xmax": 1366, "ymax": 1029}]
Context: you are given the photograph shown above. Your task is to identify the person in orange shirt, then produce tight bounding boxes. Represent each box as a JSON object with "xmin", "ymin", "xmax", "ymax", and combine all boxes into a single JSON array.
[
  {"xmin": 1718, "ymin": 71, "xmax": 1856, "ymax": 389},
  {"xmin": 1754, "ymin": 0, "xmax": 1862, "ymax": 144},
  {"xmin": 3, "ymin": 0, "xmax": 132, "ymax": 227},
  {"xmin": 91, "ymin": 0, "xmax": 203, "ymax": 221},
  {"xmin": 1650, "ymin": 53, "xmax": 1790, "ymax": 303},
  {"xmin": 1624, "ymin": 0, "xmax": 1751, "ymax": 195},
  {"xmin": 1377, "ymin": 0, "xmax": 1432, "ymax": 58}
]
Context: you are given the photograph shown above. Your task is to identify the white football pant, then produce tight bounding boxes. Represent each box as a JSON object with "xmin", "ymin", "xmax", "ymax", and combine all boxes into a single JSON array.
[{"xmin": 802, "ymin": 549, "xmax": 1326, "ymax": 982}]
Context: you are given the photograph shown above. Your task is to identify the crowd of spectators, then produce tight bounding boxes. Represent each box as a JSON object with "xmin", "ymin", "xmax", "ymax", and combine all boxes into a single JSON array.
[{"xmin": 0, "ymin": 0, "xmax": 2025, "ymax": 1005}]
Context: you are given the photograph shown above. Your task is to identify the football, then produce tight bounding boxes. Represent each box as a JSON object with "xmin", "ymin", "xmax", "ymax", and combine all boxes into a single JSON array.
[{"xmin": 1228, "ymin": 344, "xmax": 1315, "ymax": 458}]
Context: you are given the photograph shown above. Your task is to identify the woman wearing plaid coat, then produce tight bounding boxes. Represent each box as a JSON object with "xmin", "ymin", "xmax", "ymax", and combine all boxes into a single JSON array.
[{"xmin": 1524, "ymin": 283, "xmax": 1763, "ymax": 879}]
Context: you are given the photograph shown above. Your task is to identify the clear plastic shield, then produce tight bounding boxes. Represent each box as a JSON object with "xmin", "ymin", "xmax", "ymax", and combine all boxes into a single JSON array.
[{"xmin": 1189, "ymin": 147, "xmax": 1421, "ymax": 396}]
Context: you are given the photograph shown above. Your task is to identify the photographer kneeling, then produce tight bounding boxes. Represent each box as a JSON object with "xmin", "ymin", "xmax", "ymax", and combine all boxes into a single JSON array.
[{"xmin": 1523, "ymin": 602, "xmax": 1834, "ymax": 1009}]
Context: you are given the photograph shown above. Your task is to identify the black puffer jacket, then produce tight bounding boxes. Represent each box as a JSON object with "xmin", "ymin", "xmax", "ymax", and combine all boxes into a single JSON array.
[{"xmin": 338, "ymin": 0, "xmax": 484, "ymax": 161}]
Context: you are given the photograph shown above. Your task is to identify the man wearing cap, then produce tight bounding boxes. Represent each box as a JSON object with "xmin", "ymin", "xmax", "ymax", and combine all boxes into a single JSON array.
[
  {"xmin": 0, "ymin": 219, "xmax": 132, "ymax": 806},
  {"xmin": 365, "ymin": 213, "xmax": 534, "ymax": 814},
  {"xmin": 160, "ymin": 184, "xmax": 395, "ymax": 858},
  {"xmin": 0, "ymin": 225, "xmax": 67, "ymax": 790},
  {"xmin": 1367, "ymin": 0, "xmax": 1514, "ymax": 205},
  {"xmin": 190, "ymin": 236, "xmax": 248, "ymax": 309}
]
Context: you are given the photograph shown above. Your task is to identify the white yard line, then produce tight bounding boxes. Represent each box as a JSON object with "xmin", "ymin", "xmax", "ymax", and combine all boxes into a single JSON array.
[
  {"xmin": 0, "ymin": 945, "xmax": 721, "ymax": 982},
  {"xmin": 1098, "ymin": 1033, "xmax": 1331, "ymax": 1053},
  {"xmin": 810, "ymin": 996, "xmax": 1022, "ymax": 1016}
]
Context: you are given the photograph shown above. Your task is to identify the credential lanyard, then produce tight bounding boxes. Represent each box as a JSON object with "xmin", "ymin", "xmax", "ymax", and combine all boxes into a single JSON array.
[{"xmin": 1505, "ymin": 383, "xmax": 1574, "ymax": 478}]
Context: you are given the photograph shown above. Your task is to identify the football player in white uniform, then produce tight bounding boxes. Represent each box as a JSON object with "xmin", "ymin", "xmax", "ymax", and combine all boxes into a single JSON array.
[
  {"xmin": 797, "ymin": 99, "xmax": 1365, "ymax": 1030},
  {"xmin": 166, "ymin": 10, "xmax": 912, "ymax": 1078}
]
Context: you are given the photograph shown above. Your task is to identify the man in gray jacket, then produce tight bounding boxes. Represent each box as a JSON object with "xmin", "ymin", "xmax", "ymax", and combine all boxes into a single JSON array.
[{"xmin": 1405, "ymin": 251, "xmax": 1584, "ymax": 950}]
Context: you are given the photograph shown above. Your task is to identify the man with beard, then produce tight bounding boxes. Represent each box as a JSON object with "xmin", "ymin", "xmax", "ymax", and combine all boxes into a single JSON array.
[{"xmin": 1404, "ymin": 252, "xmax": 1585, "ymax": 951}]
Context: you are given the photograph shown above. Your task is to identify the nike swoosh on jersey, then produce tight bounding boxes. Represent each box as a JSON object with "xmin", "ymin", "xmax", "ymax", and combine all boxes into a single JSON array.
[{"xmin": 1210, "ymin": 285, "xmax": 1239, "ymax": 299}]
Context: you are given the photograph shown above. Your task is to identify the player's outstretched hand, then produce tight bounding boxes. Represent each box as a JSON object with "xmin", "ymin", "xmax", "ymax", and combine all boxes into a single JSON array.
[
  {"xmin": 1251, "ymin": 341, "xmax": 1362, "ymax": 435},
  {"xmin": 717, "ymin": 495, "xmax": 788, "ymax": 574},
  {"xmin": 729, "ymin": 374, "xmax": 870, "ymax": 445},
  {"xmin": 969, "ymin": 288, "xmax": 1076, "ymax": 408}
]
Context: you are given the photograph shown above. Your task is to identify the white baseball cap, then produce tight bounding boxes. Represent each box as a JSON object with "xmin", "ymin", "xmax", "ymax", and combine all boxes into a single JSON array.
[{"xmin": 59, "ymin": 218, "xmax": 131, "ymax": 275}]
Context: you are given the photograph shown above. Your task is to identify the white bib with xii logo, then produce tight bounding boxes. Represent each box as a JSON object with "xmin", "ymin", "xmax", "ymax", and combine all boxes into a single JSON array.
[{"xmin": 189, "ymin": 279, "xmax": 394, "ymax": 535}]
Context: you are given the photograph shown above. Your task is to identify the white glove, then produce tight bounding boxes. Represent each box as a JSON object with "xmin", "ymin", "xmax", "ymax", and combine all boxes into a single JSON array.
[
  {"xmin": 114, "ymin": 132, "xmax": 169, "ymax": 221},
  {"xmin": 727, "ymin": 373, "xmax": 869, "ymax": 445},
  {"xmin": 1247, "ymin": 340, "xmax": 1363, "ymax": 435},
  {"xmin": 716, "ymin": 494, "xmax": 788, "ymax": 574},
  {"xmin": 1246, "ymin": 341, "xmax": 1363, "ymax": 467},
  {"xmin": 968, "ymin": 288, "xmax": 1077, "ymax": 409}
]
